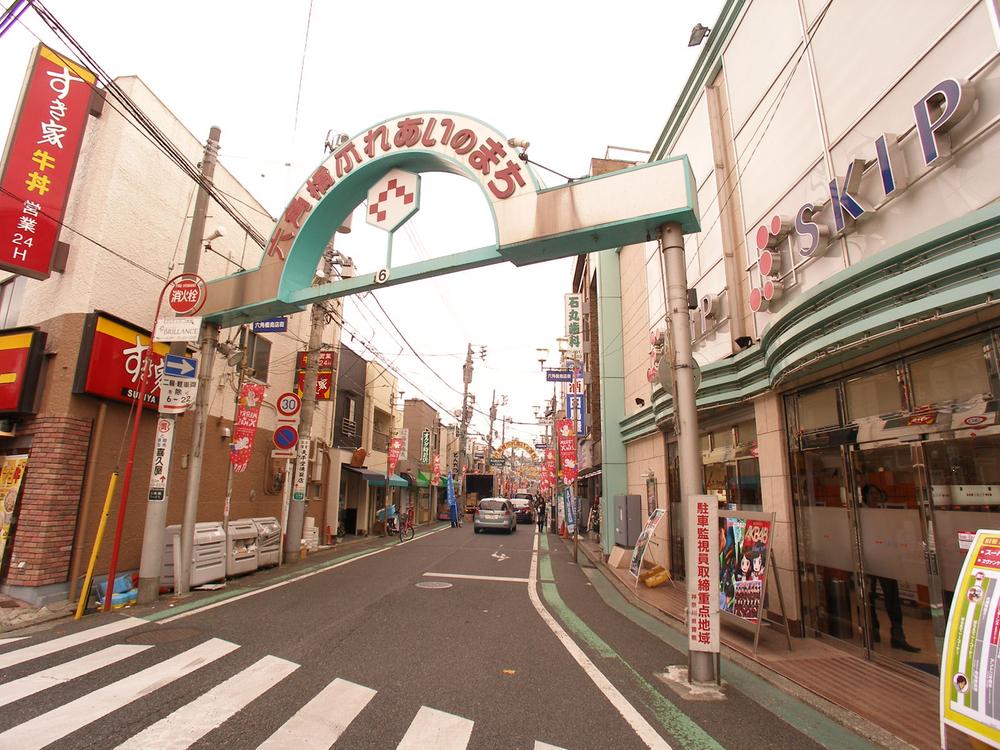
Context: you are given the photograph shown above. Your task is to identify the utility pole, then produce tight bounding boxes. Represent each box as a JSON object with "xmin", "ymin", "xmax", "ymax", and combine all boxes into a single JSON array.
[
  {"xmin": 457, "ymin": 343, "xmax": 473, "ymax": 502},
  {"xmin": 661, "ymin": 221, "xmax": 714, "ymax": 685},
  {"xmin": 487, "ymin": 389, "xmax": 497, "ymax": 474},
  {"xmin": 222, "ymin": 327, "xmax": 249, "ymax": 535},
  {"xmin": 137, "ymin": 126, "xmax": 220, "ymax": 604},
  {"xmin": 284, "ymin": 239, "xmax": 335, "ymax": 563}
]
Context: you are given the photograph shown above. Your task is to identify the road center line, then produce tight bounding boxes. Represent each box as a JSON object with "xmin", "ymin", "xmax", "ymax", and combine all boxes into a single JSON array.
[
  {"xmin": 423, "ymin": 572, "xmax": 529, "ymax": 583},
  {"xmin": 151, "ymin": 524, "xmax": 451, "ymax": 625},
  {"xmin": 528, "ymin": 529, "xmax": 672, "ymax": 750}
]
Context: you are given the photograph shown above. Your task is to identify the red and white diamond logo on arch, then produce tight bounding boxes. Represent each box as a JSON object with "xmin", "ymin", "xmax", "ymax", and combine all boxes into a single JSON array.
[{"xmin": 367, "ymin": 169, "xmax": 420, "ymax": 232}]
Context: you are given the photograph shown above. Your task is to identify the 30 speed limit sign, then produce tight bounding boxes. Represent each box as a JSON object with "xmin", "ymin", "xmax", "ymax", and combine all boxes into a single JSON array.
[{"xmin": 276, "ymin": 392, "xmax": 302, "ymax": 418}]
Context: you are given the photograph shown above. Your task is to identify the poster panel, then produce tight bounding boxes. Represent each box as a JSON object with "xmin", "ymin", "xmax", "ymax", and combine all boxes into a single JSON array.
[
  {"xmin": 629, "ymin": 507, "xmax": 665, "ymax": 579},
  {"xmin": 0, "ymin": 454, "xmax": 28, "ymax": 565},
  {"xmin": 940, "ymin": 529, "xmax": 1000, "ymax": 746},
  {"xmin": 719, "ymin": 512, "xmax": 774, "ymax": 624}
]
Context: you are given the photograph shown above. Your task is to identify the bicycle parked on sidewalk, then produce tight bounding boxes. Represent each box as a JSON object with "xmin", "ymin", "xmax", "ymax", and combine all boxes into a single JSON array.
[{"xmin": 391, "ymin": 506, "xmax": 415, "ymax": 542}]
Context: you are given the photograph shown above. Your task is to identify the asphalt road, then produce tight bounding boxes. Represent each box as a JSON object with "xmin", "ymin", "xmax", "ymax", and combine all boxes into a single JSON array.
[{"xmin": 0, "ymin": 523, "xmax": 878, "ymax": 749}]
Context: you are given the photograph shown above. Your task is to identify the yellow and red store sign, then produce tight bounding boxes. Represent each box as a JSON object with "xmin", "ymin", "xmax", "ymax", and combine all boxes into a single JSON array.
[
  {"xmin": 0, "ymin": 45, "xmax": 96, "ymax": 279},
  {"xmin": 293, "ymin": 349, "xmax": 336, "ymax": 401},
  {"xmin": 73, "ymin": 313, "xmax": 168, "ymax": 409},
  {"xmin": 0, "ymin": 328, "xmax": 46, "ymax": 413}
]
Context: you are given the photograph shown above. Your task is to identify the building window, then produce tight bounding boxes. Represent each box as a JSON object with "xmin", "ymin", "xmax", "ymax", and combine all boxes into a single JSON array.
[
  {"xmin": 908, "ymin": 340, "xmax": 990, "ymax": 407},
  {"xmin": 246, "ymin": 332, "xmax": 271, "ymax": 383}
]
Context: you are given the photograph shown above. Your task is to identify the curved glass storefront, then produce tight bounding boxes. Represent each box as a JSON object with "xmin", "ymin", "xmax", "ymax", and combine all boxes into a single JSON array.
[{"xmin": 787, "ymin": 329, "xmax": 1000, "ymax": 677}]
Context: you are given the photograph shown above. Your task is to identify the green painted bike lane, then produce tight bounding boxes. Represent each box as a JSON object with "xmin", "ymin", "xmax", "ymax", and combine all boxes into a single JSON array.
[{"xmin": 536, "ymin": 533, "xmax": 879, "ymax": 750}]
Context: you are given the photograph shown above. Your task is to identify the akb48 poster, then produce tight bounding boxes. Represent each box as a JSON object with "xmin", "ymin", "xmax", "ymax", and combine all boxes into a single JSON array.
[{"xmin": 719, "ymin": 515, "xmax": 772, "ymax": 623}]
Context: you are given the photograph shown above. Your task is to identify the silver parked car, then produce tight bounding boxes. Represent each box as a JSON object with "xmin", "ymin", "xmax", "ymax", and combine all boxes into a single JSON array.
[{"xmin": 473, "ymin": 498, "xmax": 517, "ymax": 534}]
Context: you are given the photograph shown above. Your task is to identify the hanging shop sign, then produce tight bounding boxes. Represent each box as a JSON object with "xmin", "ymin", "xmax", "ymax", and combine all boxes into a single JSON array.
[
  {"xmin": 749, "ymin": 76, "xmax": 978, "ymax": 313},
  {"xmin": 565, "ymin": 393, "xmax": 585, "ymax": 436},
  {"xmin": 564, "ymin": 293, "xmax": 583, "ymax": 355},
  {"xmin": 556, "ymin": 418, "xmax": 578, "ymax": 484},
  {"xmin": 629, "ymin": 508, "xmax": 665, "ymax": 580},
  {"xmin": 0, "ymin": 45, "xmax": 96, "ymax": 280},
  {"xmin": 688, "ymin": 495, "xmax": 719, "ymax": 653},
  {"xmin": 153, "ymin": 316, "xmax": 203, "ymax": 343},
  {"xmin": 420, "ymin": 428, "xmax": 431, "ymax": 464},
  {"xmin": 73, "ymin": 313, "xmax": 168, "ymax": 410},
  {"xmin": 0, "ymin": 454, "xmax": 28, "ymax": 567},
  {"xmin": 545, "ymin": 369, "xmax": 573, "ymax": 382},
  {"xmin": 719, "ymin": 513, "xmax": 773, "ymax": 623},
  {"xmin": 0, "ymin": 328, "xmax": 46, "ymax": 414},
  {"xmin": 940, "ymin": 529, "xmax": 1000, "ymax": 746},
  {"xmin": 230, "ymin": 382, "xmax": 265, "ymax": 473},
  {"xmin": 293, "ymin": 349, "xmax": 336, "ymax": 401}
]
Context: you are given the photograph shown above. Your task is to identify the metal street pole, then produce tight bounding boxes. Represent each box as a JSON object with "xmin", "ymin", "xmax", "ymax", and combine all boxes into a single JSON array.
[
  {"xmin": 137, "ymin": 126, "xmax": 221, "ymax": 604},
  {"xmin": 284, "ymin": 240, "xmax": 335, "ymax": 563},
  {"xmin": 661, "ymin": 221, "xmax": 714, "ymax": 685},
  {"xmin": 457, "ymin": 343, "xmax": 472, "ymax": 508},
  {"xmin": 176, "ymin": 322, "xmax": 218, "ymax": 594}
]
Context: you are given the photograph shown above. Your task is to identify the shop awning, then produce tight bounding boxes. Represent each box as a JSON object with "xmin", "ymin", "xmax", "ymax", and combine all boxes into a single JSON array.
[
  {"xmin": 367, "ymin": 473, "xmax": 408, "ymax": 488},
  {"xmin": 577, "ymin": 467, "xmax": 602, "ymax": 481},
  {"xmin": 342, "ymin": 466, "xmax": 385, "ymax": 483},
  {"xmin": 415, "ymin": 471, "xmax": 432, "ymax": 487}
]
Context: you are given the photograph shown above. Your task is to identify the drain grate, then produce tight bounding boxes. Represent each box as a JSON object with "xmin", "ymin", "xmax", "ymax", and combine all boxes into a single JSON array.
[{"xmin": 415, "ymin": 581, "xmax": 453, "ymax": 590}]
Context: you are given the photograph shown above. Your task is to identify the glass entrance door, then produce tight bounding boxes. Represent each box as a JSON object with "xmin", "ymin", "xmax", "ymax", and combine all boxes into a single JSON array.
[{"xmin": 851, "ymin": 444, "xmax": 939, "ymax": 674}]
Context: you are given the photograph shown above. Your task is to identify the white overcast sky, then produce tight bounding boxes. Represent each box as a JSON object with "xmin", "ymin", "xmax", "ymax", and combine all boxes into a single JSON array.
[{"xmin": 0, "ymin": 0, "xmax": 723, "ymax": 444}]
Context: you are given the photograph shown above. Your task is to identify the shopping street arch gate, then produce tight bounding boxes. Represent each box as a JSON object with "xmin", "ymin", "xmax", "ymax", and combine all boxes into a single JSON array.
[{"xmin": 200, "ymin": 111, "xmax": 701, "ymax": 325}]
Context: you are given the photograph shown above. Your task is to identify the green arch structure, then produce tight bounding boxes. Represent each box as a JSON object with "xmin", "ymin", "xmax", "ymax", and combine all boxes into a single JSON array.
[{"xmin": 200, "ymin": 111, "xmax": 700, "ymax": 327}]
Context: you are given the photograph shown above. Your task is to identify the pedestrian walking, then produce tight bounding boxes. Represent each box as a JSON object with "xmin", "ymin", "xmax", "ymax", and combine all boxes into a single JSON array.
[{"xmin": 536, "ymin": 498, "xmax": 546, "ymax": 533}]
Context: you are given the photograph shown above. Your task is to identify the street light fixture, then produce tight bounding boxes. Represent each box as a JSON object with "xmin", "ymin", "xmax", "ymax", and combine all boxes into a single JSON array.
[{"xmin": 688, "ymin": 23, "xmax": 711, "ymax": 46}]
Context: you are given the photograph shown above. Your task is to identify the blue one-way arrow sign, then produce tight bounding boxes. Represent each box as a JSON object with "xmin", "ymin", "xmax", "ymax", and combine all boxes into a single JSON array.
[{"xmin": 164, "ymin": 354, "xmax": 198, "ymax": 379}]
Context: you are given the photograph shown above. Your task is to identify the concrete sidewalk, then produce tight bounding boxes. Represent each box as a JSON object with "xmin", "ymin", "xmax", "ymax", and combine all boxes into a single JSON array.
[{"xmin": 572, "ymin": 534, "xmax": 969, "ymax": 750}]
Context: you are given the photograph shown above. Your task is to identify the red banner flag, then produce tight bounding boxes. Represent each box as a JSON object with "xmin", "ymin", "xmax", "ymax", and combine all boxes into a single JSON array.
[
  {"xmin": 556, "ymin": 418, "xmax": 578, "ymax": 483},
  {"xmin": 431, "ymin": 452, "xmax": 441, "ymax": 486},
  {"xmin": 230, "ymin": 382, "xmax": 265, "ymax": 473},
  {"xmin": 388, "ymin": 436, "xmax": 404, "ymax": 477}
]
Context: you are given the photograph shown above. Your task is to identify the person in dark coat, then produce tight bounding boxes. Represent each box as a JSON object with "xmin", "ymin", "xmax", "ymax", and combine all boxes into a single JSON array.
[{"xmin": 536, "ymin": 498, "xmax": 546, "ymax": 533}]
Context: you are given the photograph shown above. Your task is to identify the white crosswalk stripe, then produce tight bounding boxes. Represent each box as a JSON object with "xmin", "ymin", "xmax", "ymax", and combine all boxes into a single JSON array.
[
  {"xmin": 0, "ymin": 643, "xmax": 151, "ymax": 708},
  {"xmin": 0, "ymin": 637, "xmax": 239, "ymax": 750},
  {"xmin": 0, "ymin": 636, "xmax": 29, "ymax": 646},
  {"xmin": 118, "ymin": 654, "xmax": 298, "ymax": 750},
  {"xmin": 257, "ymin": 676, "xmax": 376, "ymax": 749},
  {"xmin": 397, "ymin": 705, "xmax": 475, "ymax": 750},
  {"xmin": 0, "ymin": 616, "xmax": 144, "ymax": 670},
  {"xmin": 0, "ymin": 634, "xmax": 572, "ymax": 749}
]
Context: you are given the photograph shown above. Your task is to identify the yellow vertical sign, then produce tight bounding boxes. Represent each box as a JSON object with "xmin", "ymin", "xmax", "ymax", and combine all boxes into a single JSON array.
[{"xmin": 940, "ymin": 529, "xmax": 1000, "ymax": 746}]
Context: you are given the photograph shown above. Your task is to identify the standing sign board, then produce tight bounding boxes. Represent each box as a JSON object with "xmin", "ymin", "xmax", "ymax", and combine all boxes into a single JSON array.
[
  {"xmin": 0, "ymin": 454, "xmax": 28, "ymax": 566},
  {"xmin": 688, "ymin": 495, "xmax": 719, "ymax": 653},
  {"xmin": 230, "ymin": 383, "xmax": 265, "ymax": 473},
  {"xmin": 719, "ymin": 512, "xmax": 773, "ymax": 622},
  {"xmin": 629, "ymin": 508, "xmax": 665, "ymax": 580},
  {"xmin": 941, "ymin": 529, "xmax": 1000, "ymax": 747},
  {"xmin": 0, "ymin": 45, "xmax": 95, "ymax": 280}
]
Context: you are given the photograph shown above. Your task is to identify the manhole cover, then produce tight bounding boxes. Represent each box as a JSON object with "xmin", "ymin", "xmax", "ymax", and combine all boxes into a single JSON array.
[
  {"xmin": 124, "ymin": 626, "xmax": 202, "ymax": 645},
  {"xmin": 416, "ymin": 581, "xmax": 453, "ymax": 590}
]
